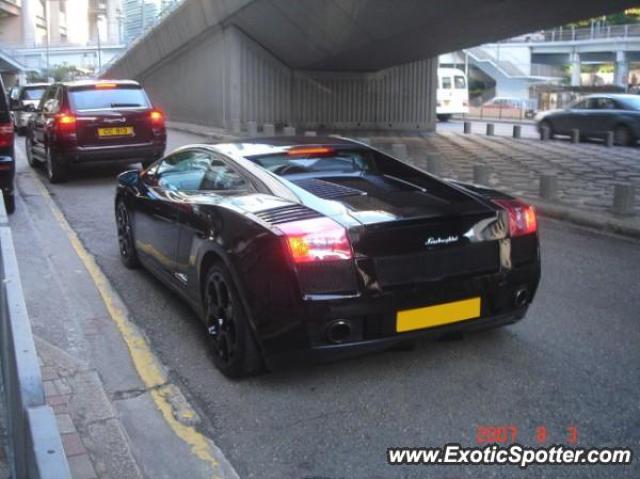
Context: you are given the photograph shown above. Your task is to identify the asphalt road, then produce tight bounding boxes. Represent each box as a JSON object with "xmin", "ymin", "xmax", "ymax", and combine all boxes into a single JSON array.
[{"xmin": 13, "ymin": 130, "xmax": 640, "ymax": 479}]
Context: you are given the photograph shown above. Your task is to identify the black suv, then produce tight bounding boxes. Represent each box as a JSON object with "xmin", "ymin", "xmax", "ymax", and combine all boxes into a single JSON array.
[
  {"xmin": 26, "ymin": 80, "xmax": 166, "ymax": 183},
  {"xmin": 0, "ymin": 77, "xmax": 15, "ymax": 213}
]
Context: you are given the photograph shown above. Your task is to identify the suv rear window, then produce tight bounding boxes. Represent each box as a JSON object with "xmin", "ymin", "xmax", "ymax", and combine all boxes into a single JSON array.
[
  {"xmin": 21, "ymin": 87, "xmax": 46, "ymax": 101},
  {"xmin": 69, "ymin": 86, "xmax": 151, "ymax": 111}
]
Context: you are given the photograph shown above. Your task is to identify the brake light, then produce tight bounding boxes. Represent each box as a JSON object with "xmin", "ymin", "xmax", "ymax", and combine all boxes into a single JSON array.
[
  {"xmin": 277, "ymin": 217, "xmax": 352, "ymax": 263},
  {"xmin": 95, "ymin": 82, "xmax": 117, "ymax": 89},
  {"xmin": 0, "ymin": 123, "xmax": 13, "ymax": 148},
  {"xmin": 55, "ymin": 113, "xmax": 77, "ymax": 133},
  {"xmin": 287, "ymin": 146, "xmax": 334, "ymax": 157},
  {"xmin": 149, "ymin": 110, "xmax": 164, "ymax": 127},
  {"xmin": 493, "ymin": 199, "xmax": 537, "ymax": 237}
]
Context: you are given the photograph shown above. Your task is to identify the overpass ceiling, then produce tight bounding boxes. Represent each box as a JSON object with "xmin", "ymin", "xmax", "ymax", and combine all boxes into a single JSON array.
[{"xmin": 230, "ymin": 0, "xmax": 639, "ymax": 70}]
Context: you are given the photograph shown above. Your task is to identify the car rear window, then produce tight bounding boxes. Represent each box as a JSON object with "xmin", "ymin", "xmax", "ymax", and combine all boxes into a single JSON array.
[
  {"xmin": 20, "ymin": 87, "xmax": 46, "ymax": 101},
  {"xmin": 69, "ymin": 86, "xmax": 151, "ymax": 111},
  {"xmin": 250, "ymin": 149, "xmax": 379, "ymax": 176}
]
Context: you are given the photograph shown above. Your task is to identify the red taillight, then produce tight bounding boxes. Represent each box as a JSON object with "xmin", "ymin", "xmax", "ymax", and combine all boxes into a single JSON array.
[
  {"xmin": 0, "ymin": 123, "xmax": 13, "ymax": 147},
  {"xmin": 150, "ymin": 110, "xmax": 164, "ymax": 127},
  {"xmin": 287, "ymin": 146, "xmax": 334, "ymax": 157},
  {"xmin": 493, "ymin": 199, "xmax": 537, "ymax": 237},
  {"xmin": 55, "ymin": 113, "xmax": 77, "ymax": 133},
  {"xmin": 277, "ymin": 217, "xmax": 352, "ymax": 263}
]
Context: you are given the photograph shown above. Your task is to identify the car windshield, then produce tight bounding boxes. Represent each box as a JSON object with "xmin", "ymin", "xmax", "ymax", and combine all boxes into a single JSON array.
[
  {"xmin": 21, "ymin": 87, "xmax": 46, "ymax": 101},
  {"xmin": 69, "ymin": 87, "xmax": 150, "ymax": 111},
  {"xmin": 250, "ymin": 149, "xmax": 378, "ymax": 176},
  {"xmin": 620, "ymin": 96, "xmax": 640, "ymax": 111}
]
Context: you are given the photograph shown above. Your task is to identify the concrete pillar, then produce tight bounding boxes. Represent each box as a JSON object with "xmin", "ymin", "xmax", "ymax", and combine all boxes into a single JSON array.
[
  {"xmin": 612, "ymin": 184, "xmax": 635, "ymax": 216},
  {"xmin": 426, "ymin": 155, "xmax": 443, "ymax": 176},
  {"xmin": 540, "ymin": 126, "xmax": 550, "ymax": 141},
  {"xmin": 486, "ymin": 123, "xmax": 494, "ymax": 136},
  {"xmin": 605, "ymin": 131, "xmax": 614, "ymax": 147},
  {"xmin": 231, "ymin": 119, "xmax": 241, "ymax": 134},
  {"xmin": 539, "ymin": 175, "xmax": 558, "ymax": 200},
  {"xmin": 283, "ymin": 126, "xmax": 296, "ymax": 136},
  {"xmin": 571, "ymin": 129, "xmax": 580, "ymax": 143},
  {"xmin": 247, "ymin": 121, "xmax": 257, "ymax": 136},
  {"xmin": 263, "ymin": 123, "xmax": 275, "ymax": 136},
  {"xmin": 106, "ymin": 0, "xmax": 120, "ymax": 44},
  {"xmin": 391, "ymin": 143, "xmax": 408, "ymax": 160},
  {"xmin": 513, "ymin": 125, "xmax": 521, "ymax": 139},
  {"xmin": 22, "ymin": 0, "xmax": 36, "ymax": 46},
  {"xmin": 570, "ymin": 52, "xmax": 581, "ymax": 87},
  {"xmin": 614, "ymin": 51, "xmax": 629, "ymax": 89},
  {"xmin": 464, "ymin": 122, "xmax": 472, "ymax": 134},
  {"xmin": 473, "ymin": 165, "xmax": 490, "ymax": 185}
]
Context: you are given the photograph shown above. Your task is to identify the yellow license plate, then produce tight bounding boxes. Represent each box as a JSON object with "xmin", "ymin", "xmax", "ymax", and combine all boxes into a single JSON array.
[
  {"xmin": 396, "ymin": 297, "xmax": 481, "ymax": 333},
  {"xmin": 98, "ymin": 126, "xmax": 134, "ymax": 137}
]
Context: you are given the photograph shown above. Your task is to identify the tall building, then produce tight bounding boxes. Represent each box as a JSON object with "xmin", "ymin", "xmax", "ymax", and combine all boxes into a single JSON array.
[
  {"xmin": 122, "ymin": 0, "xmax": 158, "ymax": 44},
  {"xmin": 0, "ymin": 0, "xmax": 121, "ymax": 47}
]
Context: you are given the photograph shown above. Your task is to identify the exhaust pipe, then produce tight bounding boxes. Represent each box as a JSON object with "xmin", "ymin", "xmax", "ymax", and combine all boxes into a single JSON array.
[
  {"xmin": 326, "ymin": 320, "xmax": 352, "ymax": 344},
  {"xmin": 514, "ymin": 288, "xmax": 529, "ymax": 307}
]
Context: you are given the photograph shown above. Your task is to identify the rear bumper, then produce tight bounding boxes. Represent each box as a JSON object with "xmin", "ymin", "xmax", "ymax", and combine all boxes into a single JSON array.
[
  {"xmin": 262, "ymin": 262, "xmax": 540, "ymax": 370},
  {"xmin": 59, "ymin": 142, "xmax": 165, "ymax": 164}
]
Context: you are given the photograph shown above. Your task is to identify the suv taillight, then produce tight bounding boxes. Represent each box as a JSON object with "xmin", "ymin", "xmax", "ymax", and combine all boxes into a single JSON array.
[
  {"xmin": 55, "ymin": 113, "xmax": 77, "ymax": 133},
  {"xmin": 0, "ymin": 123, "xmax": 13, "ymax": 148},
  {"xmin": 277, "ymin": 217, "xmax": 352, "ymax": 264},
  {"xmin": 493, "ymin": 199, "xmax": 537, "ymax": 237},
  {"xmin": 150, "ymin": 110, "xmax": 164, "ymax": 127}
]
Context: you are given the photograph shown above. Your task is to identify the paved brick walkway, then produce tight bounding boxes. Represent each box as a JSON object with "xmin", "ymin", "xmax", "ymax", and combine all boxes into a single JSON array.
[{"xmin": 370, "ymin": 133, "xmax": 640, "ymax": 216}]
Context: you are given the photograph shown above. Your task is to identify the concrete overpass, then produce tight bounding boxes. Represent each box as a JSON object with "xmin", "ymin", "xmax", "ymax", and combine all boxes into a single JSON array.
[{"xmin": 103, "ymin": 0, "xmax": 638, "ymax": 131}]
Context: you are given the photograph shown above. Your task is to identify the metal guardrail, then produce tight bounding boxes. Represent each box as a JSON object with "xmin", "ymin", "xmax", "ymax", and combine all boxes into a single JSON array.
[
  {"xmin": 0, "ymin": 198, "xmax": 71, "ymax": 478},
  {"xmin": 499, "ymin": 23, "xmax": 640, "ymax": 43}
]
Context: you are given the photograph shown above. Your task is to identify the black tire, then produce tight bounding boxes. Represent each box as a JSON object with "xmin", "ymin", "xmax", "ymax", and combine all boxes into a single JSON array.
[
  {"xmin": 539, "ymin": 120, "xmax": 554, "ymax": 139},
  {"xmin": 115, "ymin": 200, "xmax": 140, "ymax": 269},
  {"xmin": 16, "ymin": 126, "xmax": 26, "ymax": 137},
  {"xmin": 46, "ymin": 147, "xmax": 67, "ymax": 183},
  {"xmin": 3, "ymin": 193, "xmax": 15, "ymax": 214},
  {"xmin": 25, "ymin": 136, "xmax": 38, "ymax": 168},
  {"xmin": 613, "ymin": 125, "xmax": 632, "ymax": 147},
  {"xmin": 203, "ymin": 262, "xmax": 263, "ymax": 378},
  {"xmin": 437, "ymin": 114, "xmax": 451, "ymax": 122}
]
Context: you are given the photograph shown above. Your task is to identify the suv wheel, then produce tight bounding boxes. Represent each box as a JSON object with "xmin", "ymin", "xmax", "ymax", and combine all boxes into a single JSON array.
[
  {"xmin": 46, "ymin": 148, "xmax": 67, "ymax": 183},
  {"xmin": 25, "ymin": 137, "xmax": 37, "ymax": 168}
]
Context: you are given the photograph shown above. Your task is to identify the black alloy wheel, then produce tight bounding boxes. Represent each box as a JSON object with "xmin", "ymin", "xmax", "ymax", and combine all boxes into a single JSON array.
[{"xmin": 116, "ymin": 200, "xmax": 139, "ymax": 268}]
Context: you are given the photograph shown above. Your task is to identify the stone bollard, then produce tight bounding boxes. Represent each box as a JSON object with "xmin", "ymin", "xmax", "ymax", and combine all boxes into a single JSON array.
[
  {"xmin": 473, "ymin": 165, "xmax": 490, "ymax": 185},
  {"xmin": 247, "ymin": 121, "xmax": 257, "ymax": 136},
  {"xmin": 612, "ymin": 184, "xmax": 636, "ymax": 216},
  {"xmin": 263, "ymin": 123, "xmax": 275, "ymax": 136},
  {"xmin": 540, "ymin": 126, "xmax": 550, "ymax": 141},
  {"xmin": 464, "ymin": 122, "xmax": 472, "ymax": 134},
  {"xmin": 513, "ymin": 125, "xmax": 522, "ymax": 139},
  {"xmin": 391, "ymin": 143, "xmax": 408, "ymax": 160},
  {"xmin": 486, "ymin": 123, "xmax": 495, "ymax": 136},
  {"xmin": 283, "ymin": 126, "xmax": 296, "ymax": 136},
  {"xmin": 304, "ymin": 130, "xmax": 317, "ymax": 137},
  {"xmin": 571, "ymin": 129, "xmax": 580, "ymax": 144},
  {"xmin": 231, "ymin": 118, "xmax": 241, "ymax": 134},
  {"xmin": 356, "ymin": 137, "xmax": 370, "ymax": 145},
  {"xmin": 426, "ymin": 155, "xmax": 443, "ymax": 176},
  {"xmin": 605, "ymin": 131, "xmax": 614, "ymax": 147},
  {"xmin": 539, "ymin": 174, "xmax": 558, "ymax": 200}
]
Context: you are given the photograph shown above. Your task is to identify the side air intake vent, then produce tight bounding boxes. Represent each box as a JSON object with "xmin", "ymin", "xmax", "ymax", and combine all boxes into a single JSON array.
[
  {"xmin": 293, "ymin": 178, "xmax": 367, "ymax": 200},
  {"xmin": 255, "ymin": 204, "xmax": 321, "ymax": 225}
]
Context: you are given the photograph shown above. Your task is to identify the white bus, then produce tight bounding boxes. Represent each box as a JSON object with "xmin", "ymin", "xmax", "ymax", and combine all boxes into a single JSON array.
[{"xmin": 437, "ymin": 68, "xmax": 469, "ymax": 121}]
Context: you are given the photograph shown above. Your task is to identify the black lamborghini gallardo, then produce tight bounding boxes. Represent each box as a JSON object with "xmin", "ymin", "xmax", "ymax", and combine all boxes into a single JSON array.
[{"xmin": 115, "ymin": 137, "xmax": 540, "ymax": 377}]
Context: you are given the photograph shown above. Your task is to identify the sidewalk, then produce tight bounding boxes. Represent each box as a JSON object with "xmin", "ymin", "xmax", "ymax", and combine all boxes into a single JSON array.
[{"xmin": 10, "ymin": 154, "xmax": 237, "ymax": 478}]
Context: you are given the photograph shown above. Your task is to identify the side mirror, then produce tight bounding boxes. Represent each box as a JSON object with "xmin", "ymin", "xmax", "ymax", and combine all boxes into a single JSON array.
[{"xmin": 118, "ymin": 169, "xmax": 141, "ymax": 187}]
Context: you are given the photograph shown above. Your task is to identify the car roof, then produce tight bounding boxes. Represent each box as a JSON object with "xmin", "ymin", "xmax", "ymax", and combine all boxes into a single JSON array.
[
  {"xmin": 583, "ymin": 93, "xmax": 638, "ymax": 100},
  {"xmin": 20, "ymin": 83, "xmax": 50, "ymax": 89}
]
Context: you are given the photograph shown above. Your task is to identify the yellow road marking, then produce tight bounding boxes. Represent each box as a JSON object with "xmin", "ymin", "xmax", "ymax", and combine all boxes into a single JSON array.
[{"xmin": 31, "ymin": 176, "xmax": 222, "ymax": 479}]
